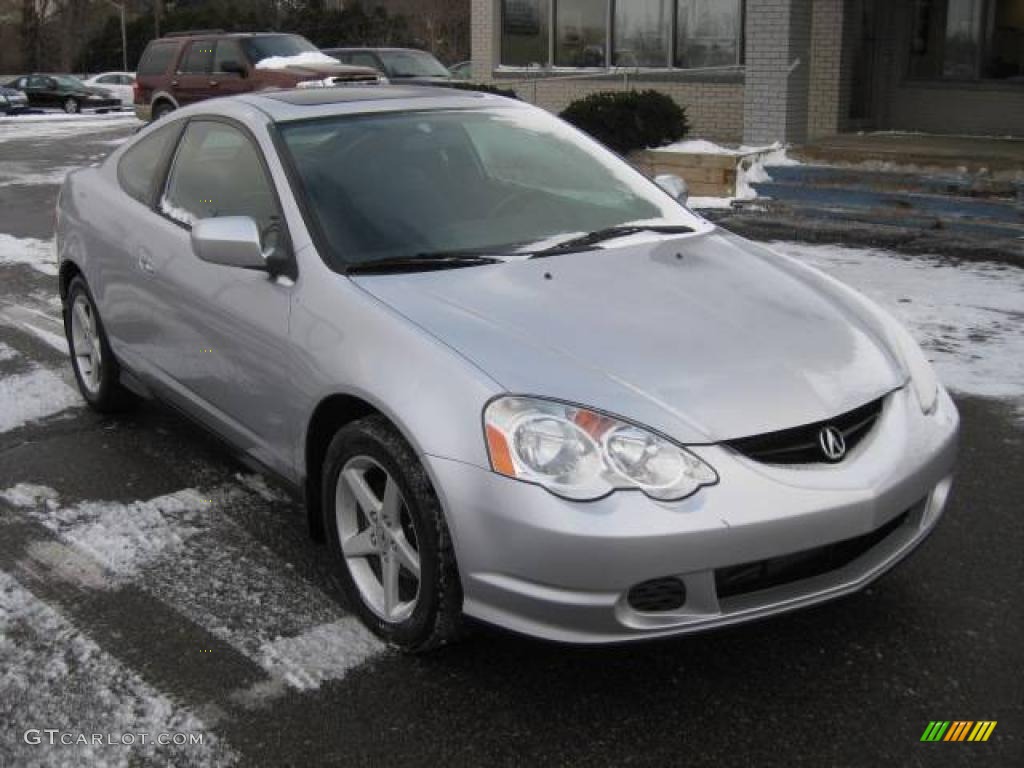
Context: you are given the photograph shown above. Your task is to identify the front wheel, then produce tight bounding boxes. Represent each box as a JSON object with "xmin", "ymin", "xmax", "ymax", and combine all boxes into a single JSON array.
[
  {"xmin": 64, "ymin": 276, "xmax": 133, "ymax": 412},
  {"xmin": 63, "ymin": 97, "xmax": 80, "ymax": 114},
  {"xmin": 322, "ymin": 416, "xmax": 463, "ymax": 652}
]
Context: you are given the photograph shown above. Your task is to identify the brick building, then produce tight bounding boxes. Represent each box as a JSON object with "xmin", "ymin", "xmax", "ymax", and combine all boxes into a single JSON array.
[{"xmin": 470, "ymin": 0, "xmax": 1024, "ymax": 144}]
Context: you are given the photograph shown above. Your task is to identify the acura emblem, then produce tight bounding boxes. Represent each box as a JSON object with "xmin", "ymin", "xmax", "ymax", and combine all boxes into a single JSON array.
[{"xmin": 819, "ymin": 426, "xmax": 846, "ymax": 462}]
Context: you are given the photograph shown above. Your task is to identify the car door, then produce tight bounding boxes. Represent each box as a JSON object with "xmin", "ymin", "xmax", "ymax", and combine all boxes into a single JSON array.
[
  {"xmin": 209, "ymin": 40, "xmax": 251, "ymax": 99},
  {"xmin": 173, "ymin": 40, "xmax": 216, "ymax": 106},
  {"xmin": 25, "ymin": 76, "xmax": 55, "ymax": 107},
  {"xmin": 145, "ymin": 118, "xmax": 299, "ymax": 477}
]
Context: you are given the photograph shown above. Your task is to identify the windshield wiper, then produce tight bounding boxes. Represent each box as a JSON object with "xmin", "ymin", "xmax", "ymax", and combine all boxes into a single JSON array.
[
  {"xmin": 529, "ymin": 225, "xmax": 695, "ymax": 258},
  {"xmin": 345, "ymin": 252, "xmax": 504, "ymax": 275}
]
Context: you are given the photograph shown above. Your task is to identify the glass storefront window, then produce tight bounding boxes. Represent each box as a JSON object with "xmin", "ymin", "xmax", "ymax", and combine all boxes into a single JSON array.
[
  {"xmin": 501, "ymin": 0, "xmax": 551, "ymax": 67},
  {"xmin": 556, "ymin": 0, "xmax": 608, "ymax": 67},
  {"xmin": 910, "ymin": 0, "xmax": 1024, "ymax": 81},
  {"xmin": 614, "ymin": 0, "xmax": 672, "ymax": 67},
  {"xmin": 499, "ymin": 0, "xmax": 745, "ymax": 70},
  {"xmin": 676, "ymin": 0, "xmax": 742, "ymax": 69}
]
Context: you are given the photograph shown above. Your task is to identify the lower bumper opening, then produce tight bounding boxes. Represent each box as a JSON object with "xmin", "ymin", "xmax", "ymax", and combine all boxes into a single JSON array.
[
  {"xmin": 714, "ymin": 509, "xmax": 912, "ymax": 600},
  {"xmin": 627, "ymin": 577, "xmax": 687, "ymax": 612}
]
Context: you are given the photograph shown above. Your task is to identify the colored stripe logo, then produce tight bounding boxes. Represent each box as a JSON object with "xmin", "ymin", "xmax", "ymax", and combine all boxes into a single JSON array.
[{"xmin": 921, "ymin": 721, "xmax": 997, "ymax": 742}]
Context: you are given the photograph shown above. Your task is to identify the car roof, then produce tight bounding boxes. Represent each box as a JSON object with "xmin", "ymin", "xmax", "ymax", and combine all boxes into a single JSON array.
[
  {"xmin": 232, "ymin": 85, "xmax": 522, "ymax": 122},
  {"xmin": 324, "ymin": 47, "xmax": 434, "ymax": 53}
]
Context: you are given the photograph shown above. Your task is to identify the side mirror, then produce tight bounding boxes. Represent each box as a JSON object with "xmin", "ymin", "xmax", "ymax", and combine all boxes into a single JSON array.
[
  {"xmin": 655, "ymin": 174, "xmax": 689, "ymax": 206},
  {"xmin": 220, "ymin": 60, "xmax": 247, "ymax": 77},
  {"xmin": 191, "ymin": 217, "xmax": 267, "ymax": 270}
]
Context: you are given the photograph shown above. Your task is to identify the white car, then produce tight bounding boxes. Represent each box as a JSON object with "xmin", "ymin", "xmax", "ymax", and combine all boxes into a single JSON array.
[{"xmin": 83, "ymin": 71, "xmax": 135, "ymax": 106}]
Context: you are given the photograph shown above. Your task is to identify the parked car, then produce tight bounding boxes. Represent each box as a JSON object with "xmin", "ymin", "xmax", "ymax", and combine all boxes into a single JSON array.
[
  {"xmin": 134, "ymin": 31, "xmax": 384, "ymax": 121},
  {"xmin": 448, "ymin": 60, "xmax": 472, "ymax": 80},
  {"xmin": 0, "ymin": 85, "xmax": 30, "ymax": 114},
  {"xmin": 83, "ymin": 71, "xmax": 136, "ymax": 106},
  {"xmin": 322, "ymin": 47, "xmax": 452, "ymax": 84},
  {"xmin": 56, "ymin": 87, "xmax": 958, "ymax": 652},
  {"xmin": 4, "ymin": 74, "xmax": 120, "ymax": 113}
]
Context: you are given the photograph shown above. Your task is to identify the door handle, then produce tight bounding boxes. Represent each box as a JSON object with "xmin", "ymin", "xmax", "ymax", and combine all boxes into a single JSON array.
[
  {"xmin": 209, "ymin": 80, "xmax": 219, "ymax": 87},
  {"xmin": 170, "ymin": 80, "xmax": 179, "ymax": 87}
]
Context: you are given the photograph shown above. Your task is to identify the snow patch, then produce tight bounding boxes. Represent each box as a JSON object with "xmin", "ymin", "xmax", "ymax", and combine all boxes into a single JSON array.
[
  {"xmin": 0, "ymin": 366, "xmax": 81, "ymax": 433},
  {"xmin": 258, "ymin": 619, "xmax": 384, "ymax": 690},
  {"xmin": 0, "ymin": 570, "xmax": 236, "ymax": 768},
  {"xmin": 254, "ymin": 51, "xmax": 340, "ymax": 70},
  {"xmin": 0, "ymin": 163, "xmax": 80, "ymax": 188},
  {"xmin": 772, "ymin": 242, "xmax": 1024, "ymax": 407},
  {"xmin": 0, "ymin": 483, "xmax": 60, "ymax": 508},
  {"xmin": 159, "ymin": 196, "xmax": 196, "ymax": 227},
  {"xmin": 0, "ymin": 234, "xmax": 57, "ymax": 275},
  {"xmin": 0, "ymin": 341, "xmax": 17, "ymax": 362}
]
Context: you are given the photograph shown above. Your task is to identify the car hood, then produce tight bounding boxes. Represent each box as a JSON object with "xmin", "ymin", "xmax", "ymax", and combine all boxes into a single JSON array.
[{"xmin": 352, "ymin": 230, "xmax": 906, "ymax": 443}]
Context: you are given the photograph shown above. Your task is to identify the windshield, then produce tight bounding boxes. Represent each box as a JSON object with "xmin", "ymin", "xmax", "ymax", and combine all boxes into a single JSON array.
[
  {"xmin": 241, "ymin": 35, "xmax": 320, "ymax": 64},
  {"xmin": 378, "ymin": 50, "xmax": 450, "ymax": 78},
  {"xmin": 54, "ymin": 75, "xmax": 87, "ymax": 89},
  {"xmin": 278, "ymin": 107, "xmax": 700, "ymax": 268}
]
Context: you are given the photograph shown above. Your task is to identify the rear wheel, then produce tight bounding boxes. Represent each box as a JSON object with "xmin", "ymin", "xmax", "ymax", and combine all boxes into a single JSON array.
[
  {"xmin": 63, "ymin": 97, "xmax": 80, "ymax": 114},
  {"xmin": 64, "ymin": 276, "xmax": 133, "ymax": 412},
  {"xmin": 322, "ymin": 416, "xmax": 463, "ymax": 652},
  {"xmin": 151, "ymin": 101, "xmax": 174, "ymax": 121}
]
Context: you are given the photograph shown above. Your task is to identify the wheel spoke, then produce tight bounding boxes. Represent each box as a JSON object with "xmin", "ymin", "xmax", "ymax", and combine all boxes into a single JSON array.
[
  {"xmin": 74, "ymin": 303, "xmax": 90, "ymax": 339},
  {"xmin": 342, "ymin": 527, "xmax": 378, "ymax": 558},
  {"xmin": 382, "ymin": 552, "xmax": 400, "ymax": 619},
  {"xmin": 391, "ymin": 530, "xmax": 420, "ymax": 578},
  {"xmin": 381, "ymin": 477, "xmax": 401, "ymax": 524},
  {"xmin": 343, "ymin": 467, "xmax": 381, "ymax": 519}
]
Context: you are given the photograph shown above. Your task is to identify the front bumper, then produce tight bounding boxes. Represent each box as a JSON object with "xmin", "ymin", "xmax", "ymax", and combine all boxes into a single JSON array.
[{"xmin": 426, "ymin": 385, "xmax": 959, "ymax": 643}]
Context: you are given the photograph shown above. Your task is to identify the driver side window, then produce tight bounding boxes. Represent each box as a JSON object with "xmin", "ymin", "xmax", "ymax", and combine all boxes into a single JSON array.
[{"xmin": 160, "ymin": 120, "xmax": 282, "ymax": 255}]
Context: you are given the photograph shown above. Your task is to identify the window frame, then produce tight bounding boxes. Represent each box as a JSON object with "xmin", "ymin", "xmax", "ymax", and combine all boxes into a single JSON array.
[
  {"xmin": 139, "ymin": 115, "xmax": 296, "ymax": 277},
  {"xmin": 498, "ymin": 0, "xmax": 745, "ymax": 72}
]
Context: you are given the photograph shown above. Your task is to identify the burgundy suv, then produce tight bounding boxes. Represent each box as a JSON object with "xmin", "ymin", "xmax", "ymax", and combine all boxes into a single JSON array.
[{"xmin": 134, "ymin": 31, "xmax": 384, "ymax": 121}]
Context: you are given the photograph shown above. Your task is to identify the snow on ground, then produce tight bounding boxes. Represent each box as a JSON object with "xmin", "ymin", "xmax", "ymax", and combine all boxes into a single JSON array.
[
  {"xmin": 0, "ymin": 366, "xmax": 81, "ymax": 433},
  {"xmin": 0, "ymin": 162, "xmax": 81, "ymax": 188},
  {"xmin": 5, "ymin": 479, "xmax": 386, "ymax": 693},
  {"xmin": 0, "ymin": 234, "xmax": 57, "ymax": 275},
  {"xmin": 0, "ymin": 570, "xmax": 236, "ymax": 768},
  {"xmin": 773, "ymin": 241, "xmax": 1024, "ymax": 408},
  {"xmin": 0, "ymin": 112, "xmax": 139, "ymax": 141},
  {"xmin": 655, "ymin": 140, "xmax": 799, "ymax": 210},
  {"xmin": 0, "ymin": 341, "xmax": 17, "ymax": 363},
  {"xmin": 254, "ymin": 51, "xmax": 340, "ymax": 70}
]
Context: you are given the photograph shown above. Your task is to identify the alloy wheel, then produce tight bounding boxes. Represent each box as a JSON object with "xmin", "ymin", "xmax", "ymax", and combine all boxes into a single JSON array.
[
  {"xmin": 335, "ymin": 455, "xmax": 422, "ymax": 623},
  {"xmin": 70, "ymin": 293, "xmax": 102, "ymax": 395}
]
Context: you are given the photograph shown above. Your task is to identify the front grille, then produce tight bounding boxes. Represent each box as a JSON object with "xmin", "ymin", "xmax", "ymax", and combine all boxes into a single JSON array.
[
  {"xmin": 725, "ymin": 397, "xmax": 884, "ymax": 465},
  {"xmin": 627, "ymin": 577, "xmax": 687, "ymax": 612},
  {"xmin": 714, "ymin": 510, "xmax": 910, "ymax": 600}
]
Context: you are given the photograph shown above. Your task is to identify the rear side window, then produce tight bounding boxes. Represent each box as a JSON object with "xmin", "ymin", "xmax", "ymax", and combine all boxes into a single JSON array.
[
  {"xmin": 179, "ymin": 42, "xmax": 215, "ymax": 74},
  {"xmin": 117, "ymin": 122, "xmax": 181, "ymax": 205},
  {"xmin": 138, "ymin": 42, "xmax": 179, "ymax": 76}
]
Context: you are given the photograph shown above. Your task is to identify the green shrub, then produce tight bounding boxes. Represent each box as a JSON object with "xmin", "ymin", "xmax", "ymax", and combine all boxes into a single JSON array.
[
  {"xmin": 447, "ymin": 82, "xmax": 519, "ymax": 99},
  {"xmin": 559, "ymin": 90, "xmax": 689, "ymax": 155}
]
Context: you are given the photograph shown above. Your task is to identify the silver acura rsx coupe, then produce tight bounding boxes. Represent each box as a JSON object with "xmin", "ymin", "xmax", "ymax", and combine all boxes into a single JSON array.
[{"xmin": 56, "ymin": 86, "xmax": 958, "ymax": 650}]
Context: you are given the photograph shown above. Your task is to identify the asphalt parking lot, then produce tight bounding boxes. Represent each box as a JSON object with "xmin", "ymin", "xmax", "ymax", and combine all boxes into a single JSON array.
[{"xmin": 1, "ymin": 115, "xmax": 1021, "ymax": 767}]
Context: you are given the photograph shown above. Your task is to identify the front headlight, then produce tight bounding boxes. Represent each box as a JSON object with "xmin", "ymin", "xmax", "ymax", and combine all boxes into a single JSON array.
[
  {"xmin": 484, "ymin": 397, "xmax": 717, "ymax": 501},
  {"xmin": 296, "ymin": 78, "xmax": 329, "ymax": 88}
]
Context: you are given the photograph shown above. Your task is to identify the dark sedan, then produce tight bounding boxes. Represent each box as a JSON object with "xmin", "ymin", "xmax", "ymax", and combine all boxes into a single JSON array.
[
  {"xmin": 4, "ymin": 74, "xmax": 121, "ymax": 114},
  {"xmin": 321, "ymin": 47, "xmax": 452, "ymax": 85}
]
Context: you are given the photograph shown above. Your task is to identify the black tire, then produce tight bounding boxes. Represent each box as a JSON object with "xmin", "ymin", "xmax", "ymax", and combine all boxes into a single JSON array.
[
  {"xmin": 151, "ymin": 101, "xmax": 174, "ymax": 121},
  {"xmin": 63, "ymin": 97, "xmax": 80, "ymax": 114},
  {"xmin": 63, "ymin": 276, "xmax": 133, "ymax": 413},
  {"xmin": 322, "ymin": 415, "xmax": 463, "ymax": 652}
]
